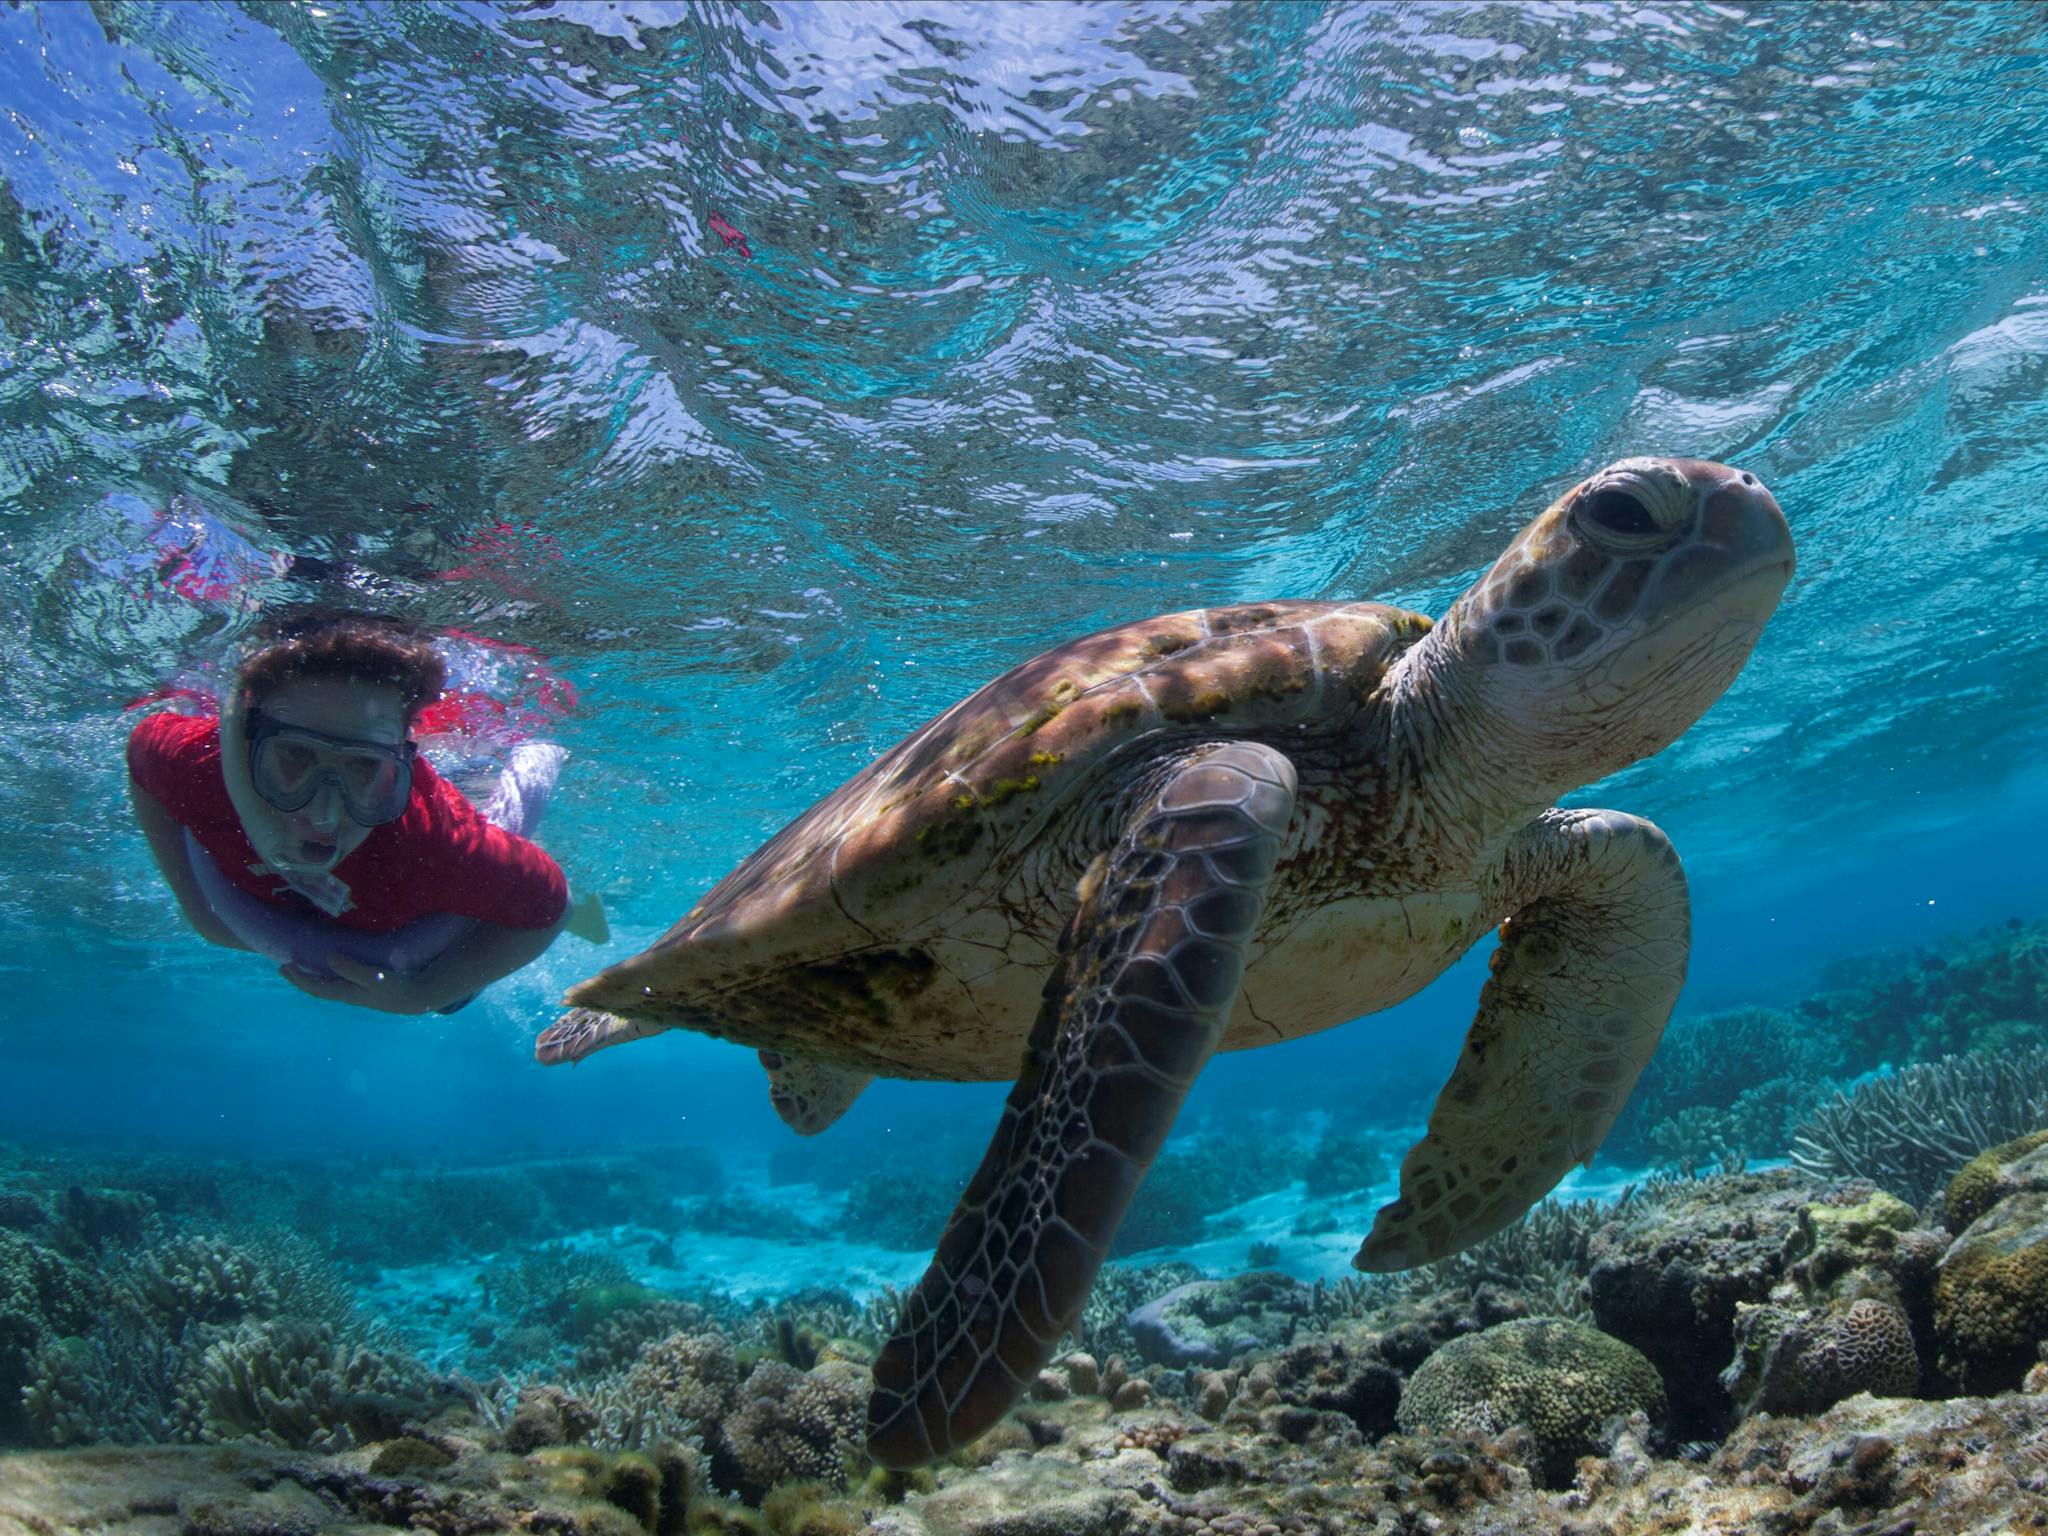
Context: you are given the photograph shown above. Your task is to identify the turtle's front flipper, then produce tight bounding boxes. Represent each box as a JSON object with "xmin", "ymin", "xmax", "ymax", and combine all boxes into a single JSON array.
[
  {"xmin": 866, "ymin": 741, "xmax": 1297, "ymax": 1469},
  {"xmin": 1355, "ymin": 808, "xmax": 1689, "ymax": 1272},
  {"xmin": 534, "ymin": 1007, "xmax": 662, "ymax": 1065}
]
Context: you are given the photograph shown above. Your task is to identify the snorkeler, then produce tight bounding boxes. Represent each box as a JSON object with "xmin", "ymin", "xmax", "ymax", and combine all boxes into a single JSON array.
[{"xmin": 126, "ymin": 610, "xmax": 579, "ymax": 1014}]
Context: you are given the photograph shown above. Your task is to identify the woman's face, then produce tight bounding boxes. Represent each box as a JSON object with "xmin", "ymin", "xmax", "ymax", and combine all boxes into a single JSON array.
[{"xmin": 222, "ymin": 675, "xmax": 410, "ymax": 873}]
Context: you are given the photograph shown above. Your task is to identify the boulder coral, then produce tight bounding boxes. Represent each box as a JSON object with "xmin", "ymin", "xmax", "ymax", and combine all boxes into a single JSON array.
[
  {"xmin": 1944, "ymin": 1126, "xmax": 2048, "ymax": 1232},
  {"xmin": 1395, "ymin": 1317, "xmax": 1665, "ymax": 1487},
  {"xmin": 1933, "ymin": 1138, "xmax": 2048, "ymax": 1393}
]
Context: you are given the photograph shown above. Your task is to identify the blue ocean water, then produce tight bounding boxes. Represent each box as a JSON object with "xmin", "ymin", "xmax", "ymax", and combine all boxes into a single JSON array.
[{"xmin": 2, "ymin": 0, "xmax": 2047, "ymax": 1310}]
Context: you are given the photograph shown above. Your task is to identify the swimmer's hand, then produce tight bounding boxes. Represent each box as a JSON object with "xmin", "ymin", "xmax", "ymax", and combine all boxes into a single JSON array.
[
  {"xmin": 278, "ymin": 921, "xmax": 561, "ymax": 1013},
  {"xmin": 279, "ymin": 954, "xmax": 442, "ymax": 1014}
]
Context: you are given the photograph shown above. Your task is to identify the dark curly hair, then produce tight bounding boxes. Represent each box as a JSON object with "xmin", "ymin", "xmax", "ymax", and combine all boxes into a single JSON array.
[{"xmin": 235, "ymin": 609, "xmax": 447, "ymax": 722}]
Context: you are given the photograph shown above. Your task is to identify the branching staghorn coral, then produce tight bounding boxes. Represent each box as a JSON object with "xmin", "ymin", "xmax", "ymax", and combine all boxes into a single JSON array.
[
  {"xmin": 19, "ymin": 1312, "xmax": 188, "ymax": 1447},
  {"xmin": 5, "ymin": 1211, "xmax": 373, "ymax": 1450},
  {"xmin": 480, "ymin": 1242, "xmax": 636, "ymax": 1324},
  {"xmin": 575, "ymin": 1297, "xmax": 710, "ymax": 1376},
  {"xmin": 575, "ymin": 1372, "xmax": 714, "ymax": 1454},
  {"xmin": 0, "ymin": 1226, "xmax": 109, "ymax": 1445},
  {"xmin": 126, "ymin": 1233, "xmax": 283, "ymax": 1332},
  {"xmin": 187, "ymin": 1317, "xmax": 442, "ymax": 1452},
  {"xmin": 1790, "ymin": 1046, "xmax": 2048, "ymax": 1205},
  {"xmin": 1301, "ymin": 1194, "xmax": 1620, "ymax": 1328},
  {"xmin": 613, "ymin": 1329, "xmax": 741, "ymax": 1444},
  {"xmin": 716, "ymin": 1357, "xmax": 869, "ymax": 1498}
]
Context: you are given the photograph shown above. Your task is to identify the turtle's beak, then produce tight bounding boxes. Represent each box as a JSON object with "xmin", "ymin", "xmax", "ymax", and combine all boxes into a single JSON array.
[
  {"xmin": 1694, "ymin": 460, "xmax": 1794, "ymax": 599},
  {"xmin": 1628, "ymin": 459, "xmax": 1794, "ymax": 637}
]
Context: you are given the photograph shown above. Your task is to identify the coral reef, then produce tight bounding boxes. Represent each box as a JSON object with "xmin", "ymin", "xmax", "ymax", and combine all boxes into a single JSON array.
[
  {"xmin": 1240, "ymin": 1330, "xmax": 1403, "ymax": 1438},
  {"xmin": 1111, "ymin": 1126, "xmax": 1300, "ymax": 1258},
  {"xmin": 837, "ymin": 1172, "xmax": 961, "ymax": 1252},
  {"xmin": 1297, "ymin": 1129, "xmax": 1385, "ymax": 1200},
  {"xmin": 1400, "ymin": 1192, "xmax": 1611, "ymax": 1324},
  {"xmin": 1597, "ymin": 918, "xmax": 2048, "ymax": 1177},
  {"xmin": 1394, "ymin": 1317, "xmax": 1665, "ymax": 1486},
  {"xmin": 2, "ymin": 1205, "xmax": 420, "ymax": 1454},
  {"xmin": 1063, "ymin": 1261, "xmax": 1200, "ymax": 1364},
  {"xmin": 1945, "ymin": 1125, "xmax": 2048, "ymax": 1230},
  {"xmin": 9, "ymin": 1385, "xmax": 2048, "ymax": 1536},
  {"xmin": 1812, "ymin": 915, "xmax": 2048, "ymax": 1064},
  {"xmin": 616, "ymin": 1328, "xmax": 743, "ymax": 1443},
  {"xmin": 685, "ymin": 1193, "xmax": 827, "ymax": 1244},
  {"xmin": 1583, "ymin": 1168, "xmax": 1816, "ymax": 1438},
  {"xmin": 0, "ymin": 1225, "xmax": 105, "ymax": 1443},
  {"xmin": 293, "ymin": 1151, "xmax": 710, "ymax": 1267},
  {"xmin": 12, "ymin": 919, "xmax": 2048, "ymax": 1533},
  {"xmin": 830, "ymin": 1117, "xmax": 1307, "ymax": 1267}
]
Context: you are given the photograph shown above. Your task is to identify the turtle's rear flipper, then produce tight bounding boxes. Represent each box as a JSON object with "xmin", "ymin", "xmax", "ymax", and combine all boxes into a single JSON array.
[
  {"xmin": 534, "ymin": 1006, "xmax": 662, "ymax": 1065},
  {"xmin": 761, "ymin": 1049, "xmax": 872, "ymax": 1135},
  {"xmin": 1354, "ymin": 808, "xmax": 1689, "ymax": 1272},
  {"xmin": 866, "ymin": 741, "xmax": 1297, "ymax": 1469}
]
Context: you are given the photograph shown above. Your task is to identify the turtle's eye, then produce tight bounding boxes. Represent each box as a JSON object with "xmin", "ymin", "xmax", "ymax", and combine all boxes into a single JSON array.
[{"xmin": 1580, "ymin": 488, "xmax": 1660, "ymax": 537}]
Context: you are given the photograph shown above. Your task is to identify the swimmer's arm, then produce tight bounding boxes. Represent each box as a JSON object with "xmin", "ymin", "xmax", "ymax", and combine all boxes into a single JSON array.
[
  {"xmin": 127, "ymin": 777, "xmax": 252, "ymax": 952},
  {"xmin": 284, "ymin": 915, "xmax": 563, "ymax": 1015}
]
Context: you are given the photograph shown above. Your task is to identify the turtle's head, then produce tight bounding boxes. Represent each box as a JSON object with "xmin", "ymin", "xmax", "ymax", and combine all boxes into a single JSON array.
[{"xmin": 1429, "ymin": 456, "xmax": 1793, "ymax": 787}]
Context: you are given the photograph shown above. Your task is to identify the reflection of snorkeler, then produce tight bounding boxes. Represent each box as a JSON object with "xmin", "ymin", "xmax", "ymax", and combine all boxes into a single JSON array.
[{"xmin": 127, "ymin": 610, "xmax": 597, "ymax": 1014}]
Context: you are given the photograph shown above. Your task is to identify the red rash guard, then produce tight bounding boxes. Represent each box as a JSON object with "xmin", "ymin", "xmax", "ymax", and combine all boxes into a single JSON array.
[{"xmin": 128, "ymin": 712, "xmax": 567, "ymax": 932}]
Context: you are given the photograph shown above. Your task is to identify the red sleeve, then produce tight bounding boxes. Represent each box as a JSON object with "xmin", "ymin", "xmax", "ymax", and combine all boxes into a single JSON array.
[
  {"xmin": 404, "ymin": 764, "xmax": 569, "ymax": 930},
  {"xmin": 127, "ymin": 713, "xmax": 225, "ymax": 824}
]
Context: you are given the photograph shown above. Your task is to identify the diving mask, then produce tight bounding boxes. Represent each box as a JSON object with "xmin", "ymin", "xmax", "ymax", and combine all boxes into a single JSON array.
[{"xmin": 245, "ymin": 709, "xmax": 415, "ymax": 827}]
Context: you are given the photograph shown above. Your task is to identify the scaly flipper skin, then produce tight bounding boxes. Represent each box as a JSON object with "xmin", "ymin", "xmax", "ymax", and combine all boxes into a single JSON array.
[
  {"xmin": 759, "ymin": 1049, "xmax": 873, "ymax": 1134},
  {"xmin": 1354, "ymin": 808, "xmax": 1689, "ymax": 1272},
  {"xmin": 865, "ymin": 741, "xmax": 1299, "ymax": 1469},
  {"xmin": 534, "ymin": 1006, "xmax": 659, "ymax": 1065}
]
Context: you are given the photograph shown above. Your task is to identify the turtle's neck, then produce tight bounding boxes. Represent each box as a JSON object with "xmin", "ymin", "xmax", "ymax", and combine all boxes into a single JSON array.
[{"xmin": 1380, "ymin": 625, "xmax": 1571, "ymax": 872}]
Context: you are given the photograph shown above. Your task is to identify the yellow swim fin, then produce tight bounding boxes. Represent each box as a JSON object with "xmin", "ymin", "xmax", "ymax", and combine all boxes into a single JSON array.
[{"xmin": 564, "ymin": 890, "xmax": 610, "ymax": 946}]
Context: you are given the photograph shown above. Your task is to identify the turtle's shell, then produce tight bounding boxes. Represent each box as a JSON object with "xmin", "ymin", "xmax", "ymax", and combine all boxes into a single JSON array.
[{"xmin": 565, "ymin": 599, "xmax": 1430, "ymax": 1076}]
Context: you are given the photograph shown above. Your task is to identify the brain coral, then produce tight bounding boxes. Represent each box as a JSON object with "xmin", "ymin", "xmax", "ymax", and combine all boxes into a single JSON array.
[
  {"xmin": 1722, "ymin": 1298, "xmax": 1918, "ymax": 1419},
  {"xmin": 1395, "ymin": 1316, "xmax": 1665, "ymax": 1486}
]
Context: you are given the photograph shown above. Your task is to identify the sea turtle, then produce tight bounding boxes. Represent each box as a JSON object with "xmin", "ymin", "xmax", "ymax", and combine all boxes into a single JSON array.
[{"xmin": 538, "ymin": 455, "xmax": 1794, "ymax": 1468}]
